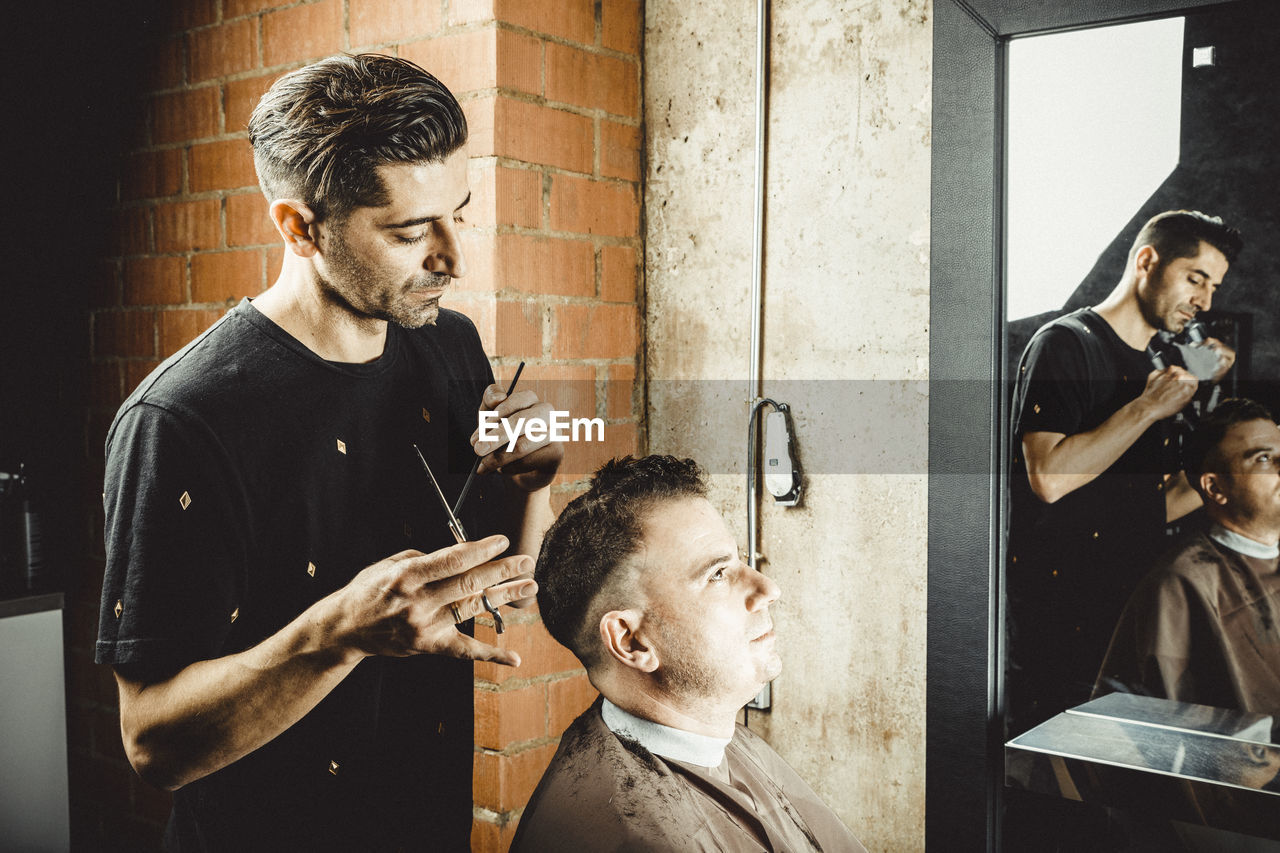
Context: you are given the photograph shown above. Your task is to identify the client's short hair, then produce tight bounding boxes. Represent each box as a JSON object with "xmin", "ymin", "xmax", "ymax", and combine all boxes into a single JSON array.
[
  {"xmin": 536, "ymin": 455, "xmax": 707, "ymax": 667},
  {"xmin": 1128, "ymin": 210, "xmax": 1243, "ymax": 267},
  {"xmin": 1185, "ymin": 397, "xmax": 1274, "ymax": 487}
]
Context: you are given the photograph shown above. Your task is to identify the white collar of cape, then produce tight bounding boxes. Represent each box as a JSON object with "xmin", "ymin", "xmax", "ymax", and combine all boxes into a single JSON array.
[
  {"xmin": 601, "ymin": 697, "xmax": 732, "ymax": 768},
  {"xmin": 1209, "ymin": 522, "xmax": 1280, "ymax": 560}
]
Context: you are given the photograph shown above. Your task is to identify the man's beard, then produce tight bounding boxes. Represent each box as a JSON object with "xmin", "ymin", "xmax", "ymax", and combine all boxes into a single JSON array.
[{"xmin": 321, "ymin": 226, "xmax": 450, "ymax": 329}]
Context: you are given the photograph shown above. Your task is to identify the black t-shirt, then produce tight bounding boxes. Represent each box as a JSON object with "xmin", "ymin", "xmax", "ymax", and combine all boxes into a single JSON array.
[
  {"xmin": 1007, "ymin": 308, "xmax": 1179, "ymax": 728},
  {"xmin": 96, "ymin": 300, "xmax": 509, "ymax": 851}
]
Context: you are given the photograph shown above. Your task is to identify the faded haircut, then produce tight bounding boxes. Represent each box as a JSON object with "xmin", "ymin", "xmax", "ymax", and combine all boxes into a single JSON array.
[
  {"xmin": 536, "ymin": 456, "xmax": 708, "ymax": 668},
  {"xmin": 1184, "ymin": 398, "xmax": 1275, "ymax": 488},
  {"xmin": 247, "ymin": 53, "xmax": 467, "ymax": 223},
  {"xmin": 1128, "ymin": 209, "xmax": 1244, "ymax": 267}
]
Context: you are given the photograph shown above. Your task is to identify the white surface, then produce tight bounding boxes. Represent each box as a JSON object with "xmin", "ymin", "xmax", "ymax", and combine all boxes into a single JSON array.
[{"xmin": 0, "ymin": 606, "xmax": 70, "ymax": 851}]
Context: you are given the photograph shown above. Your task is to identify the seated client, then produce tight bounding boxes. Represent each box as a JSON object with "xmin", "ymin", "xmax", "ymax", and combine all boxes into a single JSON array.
[
  {"xmin": 512, "ymin": 455, "xmax": 865, "ymax": 852},
  {"xmin": 1096, "ymin": 398, "xmax": 1280, "ymax": 712}
]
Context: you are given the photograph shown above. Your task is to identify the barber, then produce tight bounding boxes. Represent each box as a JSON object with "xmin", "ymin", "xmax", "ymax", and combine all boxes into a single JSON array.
[
  {"xmin": 95, "ymin": 54, "xmax": 561, "ymax": 851},
  {"xmin": 1007, "ymin": 210, "xmax": 1242, "ymax": 732}
]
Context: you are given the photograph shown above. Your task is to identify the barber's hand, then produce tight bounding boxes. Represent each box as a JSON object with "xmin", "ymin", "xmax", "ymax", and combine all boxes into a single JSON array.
[
  {"xmin": 469, "ymin": 384, "xmax": 564, "ymax": 492},
  {"xmin": 1139, "ymin": 365, "xmax": 1198, "ymax": 421},
  {"xmin": 1203, "ymin": 337, "xmax": 1236, "ymax": 382},
  {"xmin": 335, "ymin": 535, "xmax": 535, "ymax": 667}
]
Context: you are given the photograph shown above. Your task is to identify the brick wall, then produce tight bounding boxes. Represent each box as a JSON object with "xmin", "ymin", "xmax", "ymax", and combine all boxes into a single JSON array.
[{"xmin": 76, "ymin": 1, "xmax": 643, "ymax": 849}]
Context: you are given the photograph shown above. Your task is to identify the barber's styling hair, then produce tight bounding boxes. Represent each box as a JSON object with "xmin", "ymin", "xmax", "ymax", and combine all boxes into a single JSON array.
[
  {"xmin": 536, "ymin": 456, "xmax": 707, "ymax": 666},
  {"xmin": 248, "ymin": 53, "xmax": 467, "ymax": 223},
  {"xmin": 1184, "ymin": 397, "xmax": 1274, "ymax": 486},
  {"xmin": 1128, "ymin": 209, "xmax": 1244, "ymax": 266}
]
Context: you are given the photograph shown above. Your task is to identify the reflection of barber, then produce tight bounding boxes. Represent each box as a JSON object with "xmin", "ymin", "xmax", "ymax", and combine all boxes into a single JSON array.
[
  {"xmin": 1096, "ymin": 399, "xmax": 1280, "ymax": 712},
  {"xmin": 1008, "ymin": 210, "xmax": 1243, "ymax": 732}
]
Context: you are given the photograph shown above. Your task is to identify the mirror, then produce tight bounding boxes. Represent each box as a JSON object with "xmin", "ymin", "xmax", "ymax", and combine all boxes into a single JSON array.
[{"xmin": 928, "ymin": 0, "xmax": 1278, "ymax": 848}]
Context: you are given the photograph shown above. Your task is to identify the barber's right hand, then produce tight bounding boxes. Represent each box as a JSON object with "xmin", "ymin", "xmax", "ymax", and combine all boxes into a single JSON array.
[
  {"xmin": 1140, "ymin": 365, "xmax": 1198, "ymax": 421},
  {"xmin": 332, "ymin": 535, "xmax": 534, "ymax": 667}
]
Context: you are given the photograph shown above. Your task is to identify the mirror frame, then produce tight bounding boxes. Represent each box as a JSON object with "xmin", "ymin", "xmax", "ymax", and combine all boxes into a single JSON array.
[{"xmin": 927, "ymin": 1, "xmax": 1232, "ymax": 849}]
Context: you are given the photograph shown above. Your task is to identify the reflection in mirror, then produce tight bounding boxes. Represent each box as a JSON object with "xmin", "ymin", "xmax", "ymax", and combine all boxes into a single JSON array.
[{"xmin": 1002, "ymin": 1, "xmax": 1280, "ymax": 848}]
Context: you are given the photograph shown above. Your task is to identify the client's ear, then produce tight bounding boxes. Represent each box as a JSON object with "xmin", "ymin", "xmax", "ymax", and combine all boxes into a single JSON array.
[
  {"xmin": 1201, "ymin": 471, "xmax": 1230, "ymax": 506},
  {"xmin": 600, "ymin": 610, "xmax": 658, "ymax": 673}
]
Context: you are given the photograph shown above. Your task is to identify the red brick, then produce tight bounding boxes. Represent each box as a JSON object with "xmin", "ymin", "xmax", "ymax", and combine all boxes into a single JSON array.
[
  {"xmin": 471, "ymin": 817, "xmax": 518, "ymax": 853},
  {"xmin": 226, "ymin": 193, "xmax": 279, "ymax": 247},
  {"xmin": 173, "ymin": 0, "xmax": 219, "ymax": 29},
  {"xmin": 113, "ymin": 207, "xmax": 151, "ymax": 256},
  {"xmin": 600, "ymin": 244, "xmax": 638, "ymax": 302},
  {"xmin": 496, "ymin": 98, "xmax": 592, "ymax": 173},
  {"xmin": 550, "ymin": 175, "xmax": 638, "ymax": 237},
  {"xmin": 474, "ymin": 618, "xmax": 582, "ymax": 684},
  {"xmin": 546, "ymin": 44, "xmax": 638, "ymax": 118},
  {"xmin": 189, "ymin": 20, "xmax": 259, "ymax": 83},
  {"xmin": 266, "ymin": 246, "xmax": 285, "ymax": 279},
  {"xmin": 94, "ymin": 310, "xmax": 155, "ymax": 358},
  {"xmin": 606, "ymin": 360, "xmax": 636, "ymax": 419},
  {"xmin": 518, "ymin": 363, "xmax": 597, "ymax": 425},
  {"xmin": 402, "ymin": 28, "xmax": 542, "ymax": 96},
  {"xmin": 152, "ymin": 86, "xmax": 221, "ymax": 145},
  {"xmin": 124, "ymin": 256, "xmax": 186, "ymax": 306},
  {"xmin": 225, "ymin": 73, "xmax": 277, "ymax": 134},
  {"xmin": 495, "ymin": 234, "xmax": 593, "ymax": 297},
  {"xmin": 262, "ymin": 0, "xmax": 344, "ymax": 68},
  {"xmin": 191, "ymin": 250, "xmax": 267, "ymax": 303},
  {"xmin": 159, "ymin": 309, "xmax": 225, "ymax": 357},
  {"xmin": 154, "ymin": 199, "xmax": 222, "ymax": 252},
  {"xmin": 548, "ymin": 673, "xmax": 598, "ymax": 735},
  {"xmin": 463, "ymin": 96, "xmax": 497, "ymax": 158},
  {"xmin": 226, "ymin": 0, "xmax": 293, "ymax": 19},
  {"xmin": 488, "ymin": 0, "xmax": 595, "ymax": 46},
  {"xmin": 549, "ymin": 482, "xmax": 588, "ymax": 514},
  {"xmin": 89, "ymin": 262, "xmax": 122, "ymax": 309},
  {"xmin": 473, "ymin": 742, "xmax": 556, "ymax": 812},
  {"xmin": 90, "ymin": 362, "xmax": 124, "ymax": 410},
  {"xmin": 471, "ymin": 165, "xmax": 542, "ymax": 229},
  {"xmin": 350, "ymin": 0, "xmax": 443, "ymax": 48},
  {"xmin": 455, "ymin": 230, "xmax": 496, "ymax": 295},
  {"xmin": 455, "ymin": 294, "xmax": 497, "ymax": 354},
  {"xmin": 551, "ymin": 303, "xmax": 636, "ymax": 359},
  {"xmin": 190, "ymin": 139, "xmax": 258, "ymax": 192},
  {"xmin": 602, "ymin": 0, "xmax": 642, "ymax": 55},
  {"xmin": 601, "ymin": 120, "xmax": 641, "ymax": 181},
  {"xmin": 143, "ymin": 35, "xmax": 184, "ymax": 92},
  {"xmin": 559, "ymin": 419, "xmax": 636, "ymax": 478},
  {"xmin": 121, "ymin": 149, "xmax": 182, "ymax": 201},
  {"xmin": 492, "ymin": 299, "xmax": 542, "ymax": 358},
  {"xmin": 474, "ymin": 682, "xmax": 547, "ymax": 749},
  {"xmin": 125, "ymin": 361, "xmax": 164, "ymax": 397}
]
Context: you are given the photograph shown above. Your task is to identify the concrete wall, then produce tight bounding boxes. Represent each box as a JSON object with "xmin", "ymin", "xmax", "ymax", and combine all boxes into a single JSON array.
[{"xmin": 644, "ymin": 1, "xmax": 932, "ymax": 850}]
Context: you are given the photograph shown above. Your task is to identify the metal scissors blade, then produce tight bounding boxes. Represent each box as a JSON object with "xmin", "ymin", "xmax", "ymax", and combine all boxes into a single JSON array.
[{"xmin": 413, "ymin": 444, "xmax": 468, "ymax": 545}]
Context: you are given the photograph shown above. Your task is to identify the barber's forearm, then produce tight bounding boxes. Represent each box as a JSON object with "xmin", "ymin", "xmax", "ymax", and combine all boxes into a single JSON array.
[
  {"xmin": 501, "ymin": 486, "xmax": 553, "ymax": 608},
  {"xmin": 117, "ymin": 592, "xmax": 362, "ymax": 791},
  {"xmin": 1024, "ymin": 398, "xmax": 1161, "ymax": 503}
]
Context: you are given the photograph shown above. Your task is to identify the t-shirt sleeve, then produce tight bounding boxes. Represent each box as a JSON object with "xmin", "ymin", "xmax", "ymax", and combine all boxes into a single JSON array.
[
  {"xmin": 1013, "ymin": 324, "xmax": 1093, "ymax": 438},
  {"xmin": 96, "ymin": 402, "xmax": 247, "ymax": 679}
]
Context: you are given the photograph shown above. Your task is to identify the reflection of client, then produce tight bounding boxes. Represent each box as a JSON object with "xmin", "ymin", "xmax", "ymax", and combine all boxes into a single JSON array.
[
  {"xmin": 513, "ymin": 456, "xmax": 865, "ymax": 852},
  {"xmin": 1007, "ymin": 210, "xmax": 1242, "ymax": 730},
  {"xmin": 1096, "ymin": 399, "xmax": 1280, "ymax": 712}
]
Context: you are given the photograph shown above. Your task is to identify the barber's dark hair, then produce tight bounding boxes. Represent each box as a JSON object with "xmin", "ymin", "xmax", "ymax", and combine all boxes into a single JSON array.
[
  {"xmin": 1128, "ymin": 210, "xmax": 1243, "ymax": 267},
  {"xmin": 1185, "ymin": 397, "xmax": 1274, "ymax": 486},
  {"xmin": 247, "ymin": 53, "xmax": 467, "ymax": 223},
  {"xmin": 536, "ymin": 455, "xmax": 708, "ymax": 667}
]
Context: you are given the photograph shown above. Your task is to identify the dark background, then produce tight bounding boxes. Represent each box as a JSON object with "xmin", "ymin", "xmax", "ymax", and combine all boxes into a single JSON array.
[{"xmin": 1, "ymin": 3, "xmax": 163, "ymax": 596}]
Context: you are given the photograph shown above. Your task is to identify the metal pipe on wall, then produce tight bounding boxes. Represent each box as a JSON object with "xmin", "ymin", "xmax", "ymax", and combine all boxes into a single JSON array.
[{"xmin": 747, "ymin": 0, "xmax": 770, "ymax": 571}]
